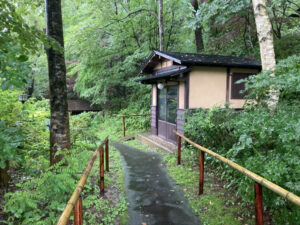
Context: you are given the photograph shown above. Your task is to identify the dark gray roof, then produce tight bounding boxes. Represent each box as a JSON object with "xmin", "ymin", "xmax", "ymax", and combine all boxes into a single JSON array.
[
  {"xmin": 136, "ymin": 67, "xmax": 191, "ymax": 84},
  {"xmin": 140, "ymin": 50, "xmax": 261, "ymax": 73}
]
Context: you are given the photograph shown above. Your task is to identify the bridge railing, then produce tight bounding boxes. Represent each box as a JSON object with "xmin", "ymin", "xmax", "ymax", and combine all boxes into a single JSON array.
[
  {"xmin": 120, "ymin": 114, "xmax": 150, "ymax": 137},
  {"xmin": 174, "ymin": 130, "xmax": 300, "ymax": 225},
  {"xmin": 57, "ymin": 136, "xmax": 109, "ymax": 225}
]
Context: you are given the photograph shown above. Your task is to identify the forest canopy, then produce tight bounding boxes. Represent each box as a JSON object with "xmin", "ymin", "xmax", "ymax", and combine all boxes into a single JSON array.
[{"xmin": 0, "ymin": 0, "xmax": 300, "ymax": 224}]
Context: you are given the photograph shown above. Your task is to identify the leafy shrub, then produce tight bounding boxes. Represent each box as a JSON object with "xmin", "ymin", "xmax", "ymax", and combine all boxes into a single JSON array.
[
  {"xmin": 4, "ymin": 148, "xmax": 90, "ymax": 224},
  {"xmin": 20, "ymin": 99, "xmax": 50, "ymax": 173},
  {"xmin": 183, "ymin": 55, "xmax": 300, "ymax": 224},
  {"xmin": 0, "ymin": 90, "xmax": 24, "ymax": 186},
  {"xmin": 244, "ymin": 54, "xmax": 300, "ymax": 102},
  {"xmin": 70, "ymin": 112, "xmax": 99, "ymax": 146}
]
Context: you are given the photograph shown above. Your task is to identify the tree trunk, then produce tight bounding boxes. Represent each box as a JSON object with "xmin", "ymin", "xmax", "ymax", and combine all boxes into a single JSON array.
[
  {"xmin": 45, "ymin": 0, "xmax": 70, "ymax": 165},
  {"xmin": 252, "ymin": 0, "xmax": 279, "ymax": 111},
  {"xmin": 190, "ymin": 0, "xmax": 204, "ymax": 52},
  {"xmin": 0, "ymin": 161, "xmax": 10, "ymax": 188},
  {"xmin": 158, "ymin": 0, "xmax": 164, "ymax": 51}
]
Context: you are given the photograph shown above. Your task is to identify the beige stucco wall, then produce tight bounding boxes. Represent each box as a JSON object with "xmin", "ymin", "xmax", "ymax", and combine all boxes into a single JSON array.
[
  {"xmin": 178, "ymin": 82, "xmax": 185, "ymax": 109},
  {"xmin": 189, "ymin": 67, "xmax": 227, "ymax": 108},
  {"xmin": 152, "ymin": 84, "xmax": 157, "ymax": 106},
  {"xmin": 229, "ymin": 68, "xmax": 259, "ymax": 108}
]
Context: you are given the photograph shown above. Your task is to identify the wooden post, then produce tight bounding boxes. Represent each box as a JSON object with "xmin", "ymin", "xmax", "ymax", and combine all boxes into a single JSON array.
[
  {"xmin": 73, "ymin": 196, "xmax": 83, "ymax": 225},
  {"xmin": 99, "ymin": 147, "xmax": 104, "ymax": 196},
  {"xmin": 177, "ymin": 136, "xmax": 181, "ymax": 165},
  {"xmin": 254, "ymin": 182, "xmax": 264, "ymax": 225},
  {"xmin": 122, "ymin": 116, "xmax": 125, "ymax": 137},
  {"xmin": 199, "ymin": 151, "xmax": 204, "ymax": 195},
  {"xmin": 105, "ymin": 139, "xmax": 109, "ymax": 172}
]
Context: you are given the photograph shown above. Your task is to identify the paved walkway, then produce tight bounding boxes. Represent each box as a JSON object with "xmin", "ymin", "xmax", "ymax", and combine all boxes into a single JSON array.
[{"xmin": 112, "ymin": 142, "xmax": 202, "ymax": 225}]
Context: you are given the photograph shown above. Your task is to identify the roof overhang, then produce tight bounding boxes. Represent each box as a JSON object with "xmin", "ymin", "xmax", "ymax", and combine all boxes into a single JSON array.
[
  {"xmin": 135, "ymin": 67, "xmax": 191, "ymax": 84},
  {"xmin": 139, "ymin": 50, "xmax": 182, "ymax": 74}
]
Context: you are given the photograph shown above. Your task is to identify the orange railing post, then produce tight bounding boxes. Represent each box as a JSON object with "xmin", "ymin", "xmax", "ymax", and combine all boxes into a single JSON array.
[
  {"xmin": 199, "ymin": 151, "xmax": 204, "ymax": 195},
  {"xmin": 177, "ymin": 135, "xmax": 181, "ymax": 165},
  {"xmin": 173, "ymin": 130, "xmax": 300, "ymax": 224},
  {"xmin": 255, "ymin": 183, "xmax": 264, "ymax": 225},
  {"xmin": 99, "ymin": 147, "xmax": 104, "ymax": 196},
  {"xmin": 105, "ymin": 139, "xmax": 109, "ymax": 172},
  {"xmin": 73, "ymin": 196, "xmax": 83, "ymax": 225},
  {"xmin": 57, "ymin": 136, "xmax": 109, "ymax": 225}
]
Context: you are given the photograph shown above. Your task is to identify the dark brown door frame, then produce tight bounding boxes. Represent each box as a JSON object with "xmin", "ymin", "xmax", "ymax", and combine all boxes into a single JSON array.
[{"xmin": 157, "ymin": 84, "xmax": 179, "ymax": 142}]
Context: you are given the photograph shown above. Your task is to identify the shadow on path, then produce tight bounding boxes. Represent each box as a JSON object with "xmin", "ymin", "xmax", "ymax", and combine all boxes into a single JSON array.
[{"xmin": 112, "ymin": 142, "xmax": 202, "ymax": 225}]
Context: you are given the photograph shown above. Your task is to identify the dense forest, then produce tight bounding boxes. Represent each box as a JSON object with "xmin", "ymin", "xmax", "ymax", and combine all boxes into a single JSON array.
[{"xmin": 0, "ymin": 0, "xmax": 300, "ymax": 224}]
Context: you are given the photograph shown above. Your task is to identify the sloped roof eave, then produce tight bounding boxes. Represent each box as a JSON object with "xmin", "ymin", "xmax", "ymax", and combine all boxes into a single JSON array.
[
  {"xmin": 139, "ymin": 50, "xmax": 262, "ymax": 74},
  {"xmin": 135, "ymin": 67, "xmax": 191, "ymax": 84}
]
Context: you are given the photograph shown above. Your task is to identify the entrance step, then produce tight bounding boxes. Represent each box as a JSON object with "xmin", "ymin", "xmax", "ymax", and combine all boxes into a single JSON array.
[{"xmin": 136, "ymin": 132, "xmax": 177, "ymax": 153}]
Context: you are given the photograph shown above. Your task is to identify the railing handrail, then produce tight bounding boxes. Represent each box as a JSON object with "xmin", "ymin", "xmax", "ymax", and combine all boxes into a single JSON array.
[
  {"xmin": 120, "ymin": 114, "xmax": 150, "ymax": 117},
  {"xmin": 174, "ymin": 130, "xmax": 300, "ymax": 207},
  {"xmin": 57, "ymin": 136, "xmax": 109, "ymax": 225}
]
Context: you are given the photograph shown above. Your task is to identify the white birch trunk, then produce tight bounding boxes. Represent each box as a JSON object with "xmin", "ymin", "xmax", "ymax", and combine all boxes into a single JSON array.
[
  {"xmin": 252, "ymin": 0, "xmax": 279, "ymax": 111},
  {"xmin": 158, "ymin": 0, "xmax": 164, "ymax": 51}
]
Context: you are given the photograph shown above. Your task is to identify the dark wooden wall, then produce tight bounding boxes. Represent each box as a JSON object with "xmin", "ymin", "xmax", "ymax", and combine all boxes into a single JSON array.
[
  {"xmin": 176, "ymin": 109, "xmax": 185, "ymax": 134},
  {"xmin": 151, "ymin": 106, "xmax": 158, "ymax": 135}
]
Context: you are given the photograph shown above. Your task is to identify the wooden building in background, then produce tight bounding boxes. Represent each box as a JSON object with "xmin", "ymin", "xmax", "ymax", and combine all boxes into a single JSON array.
[
  {"xmin": 66, "ymin": 76, "xmax": 101, "ymax": 114},
  {"xmin": 136, "ymin": 51, "xmax": 261, "ymax": 143},
  {"xmin": 45, "ymin": 76, "xmax": 101, "ymax": 114}
]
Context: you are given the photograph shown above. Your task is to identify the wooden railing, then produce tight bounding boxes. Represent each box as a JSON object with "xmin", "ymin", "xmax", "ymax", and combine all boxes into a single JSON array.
[
  {"xmin": 174, "ymin": 131, "xmax": 300, "ymax": 225},
  {"xmin": 120, "ymin": 114, "xmax": 150, "ymax": 137},
  {"xmin": 57, "ymin": 136, "xmax": 109, "ymax": 225}
]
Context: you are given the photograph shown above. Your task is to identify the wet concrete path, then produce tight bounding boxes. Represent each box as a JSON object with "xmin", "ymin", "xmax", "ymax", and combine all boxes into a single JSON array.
[{"xmin": 112, "ymin": 142, "xmax": 201, "ymax": 225}]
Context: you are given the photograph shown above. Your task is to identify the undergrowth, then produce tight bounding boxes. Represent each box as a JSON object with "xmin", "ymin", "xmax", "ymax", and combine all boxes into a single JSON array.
[{"xmin": 2, "ymin": 111, "xmax": 128, "ymax": 224}]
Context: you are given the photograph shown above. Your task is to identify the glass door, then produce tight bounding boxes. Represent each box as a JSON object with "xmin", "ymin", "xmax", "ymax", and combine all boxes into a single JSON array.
[{"xmin": 158, "ymin": 85, "xmax": 178, "ymax": 142}]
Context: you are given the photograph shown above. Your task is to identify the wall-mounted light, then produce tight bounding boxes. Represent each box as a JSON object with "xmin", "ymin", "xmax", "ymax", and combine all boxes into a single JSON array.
[{"xmin": 157, "ymin": 83, "xmax": 164, "ymax": 90}]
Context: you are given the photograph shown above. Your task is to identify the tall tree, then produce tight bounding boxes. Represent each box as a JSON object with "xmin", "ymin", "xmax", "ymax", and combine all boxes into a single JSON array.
[
  {"xmin": 158, "ymin": 0, "xmax": 164, "ymax": 51},
  {"xmin": 45, "ymin": 0, "xmax": 70, "ymax": 165},
  {"xmin": 252, "ymin": 0, "xmax": 279, "ymax": 111},
  {"xmin": 190, "ymin": 0, "xmax": 204, "ymax": 52}
]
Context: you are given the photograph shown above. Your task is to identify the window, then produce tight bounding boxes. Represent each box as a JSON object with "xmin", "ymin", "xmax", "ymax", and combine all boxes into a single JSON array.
[{"xmin": 231, "ymin": 73, "xmax": 251, "ymax": 99}]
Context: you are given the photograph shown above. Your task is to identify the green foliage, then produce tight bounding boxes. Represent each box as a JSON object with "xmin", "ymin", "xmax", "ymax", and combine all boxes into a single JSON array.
[
  {"xmin": 0, "ymin": 90, "xmax": 24, "ymax": 169},
  {"xmin": 183, "ymin": 56, "xmax": 300, "ymax": 224},
  {"xmin": 244, "ymin": 54, "xmax": 300, "ymax": 102},
  {"xmin": 0, "ymin": 39, "xmax": 31, "ymax": 89},
  {"xmin": 4, "ymin": 111, "xmax": 128, "ymax": 224},
  {"xmin": 63, "ymin": 0, "xmax": 193, "ymax": 111},
  {"xmin": 274, "ymin": 33, "xmax": 300, "ymax": 60},
  {"xmin": 4, "ymin": 149, "xmax": 88, "ymax": 224},
  {"xmin": 20, "ymin": 99, "xmax": 50, "ymax": 173}
]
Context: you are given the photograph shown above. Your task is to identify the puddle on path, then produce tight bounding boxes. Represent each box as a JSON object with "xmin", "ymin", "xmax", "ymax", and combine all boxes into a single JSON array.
[{"xmin": 112, "ymin": 142, "xmax": 202, "ymax": 225}]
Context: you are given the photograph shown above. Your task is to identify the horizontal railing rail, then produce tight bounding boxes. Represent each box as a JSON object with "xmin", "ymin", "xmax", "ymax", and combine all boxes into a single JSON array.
[
  {"xmin": 120, "ymin": 114, "xmax": 150, "ymax": 137},
  {"xmin": 174, "ymin": 130, "xmax": 300, "ymax": 225},
  {"xmin": 57, "ymin": 136, "xmax": 109, "ymax": 225}
]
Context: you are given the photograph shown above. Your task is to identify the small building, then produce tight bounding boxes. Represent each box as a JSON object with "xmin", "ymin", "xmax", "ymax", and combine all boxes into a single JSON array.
[
  {"xmin": 66, "ymin": 76, "xmax": 101, "ymax": 114},
  {"xmin": 136, "ymin": 51, "xmax": 261, "ymax": 143},
  {"xmin": 45, "ymin": 75, "xmax": 101, "ymax": 114}
]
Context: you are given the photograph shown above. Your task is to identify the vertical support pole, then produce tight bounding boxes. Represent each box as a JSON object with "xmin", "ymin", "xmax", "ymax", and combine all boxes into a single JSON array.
[
  {"xmin": 99, "ymin": 147, "xmax": 104, "ymax": 196},
  {"xmin": 122, "ymin": 116, "xmax": 125, "ymax": 137},
  {"xmin": 254, "ymin": 182, "xmax": 264, "ymax": 225},
  {"xmin": 73, "ymin": 196, "xmax": 83, "ymax": 225},
  {"xmin": 105, "ymin": 139, "xmax": 109, "ymax": 172},
  {"xmin": 177, "ymin": 135, "xmax": 181, "ymax": 165},
  {"xmin": 199, "ymin": 151, "xmax": 204, "ymax": 195}
]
